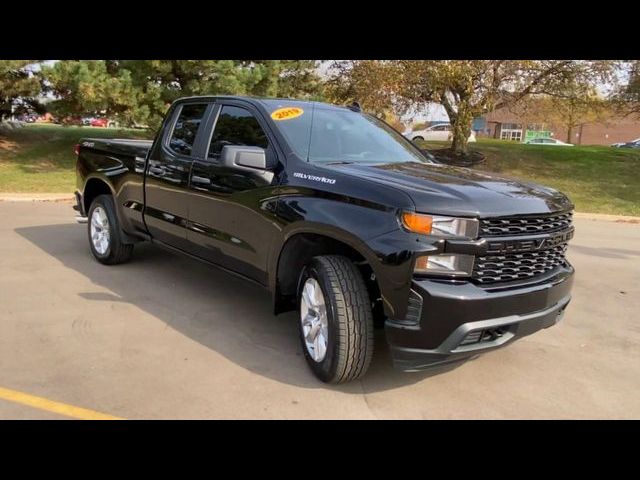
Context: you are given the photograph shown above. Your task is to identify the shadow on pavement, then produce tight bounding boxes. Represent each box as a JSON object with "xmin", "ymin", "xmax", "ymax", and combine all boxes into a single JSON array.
[{"xmin": 16, "ymin": 223, "xmax": 468, "ymax": 393}]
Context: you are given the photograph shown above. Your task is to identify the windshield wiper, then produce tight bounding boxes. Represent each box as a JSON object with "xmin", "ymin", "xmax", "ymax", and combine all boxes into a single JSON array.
[{"xmin": 325, "ymin": 160, "xmax": 354, "ymax": 165}]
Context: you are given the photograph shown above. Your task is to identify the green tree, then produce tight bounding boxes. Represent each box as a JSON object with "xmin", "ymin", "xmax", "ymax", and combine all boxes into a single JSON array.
[
  {"xmin": 43, "ymin": 60, "xmax": 324, "ymax": 130},
  {"xmin": 42, "ymin": 60, "xmax": 146, "ymax": 125},
  {"xmin": 0, "ymin": 61, "xmax": 42, "ymax": 121},
  {"xmin": 120, "ymin": 60, "xmax": 324, "ymax": 128}
]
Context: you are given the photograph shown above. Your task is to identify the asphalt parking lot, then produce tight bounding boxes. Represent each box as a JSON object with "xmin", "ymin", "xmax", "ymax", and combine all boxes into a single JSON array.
[{"xmin": 0, "ymin": 201, "xmax": 638, "ymax": 419}]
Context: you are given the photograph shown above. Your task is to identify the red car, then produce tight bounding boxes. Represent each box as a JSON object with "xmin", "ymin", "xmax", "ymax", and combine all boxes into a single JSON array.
[{"xmin": 90, "ymin": 118, "xmax": 109, "ymax": 127}]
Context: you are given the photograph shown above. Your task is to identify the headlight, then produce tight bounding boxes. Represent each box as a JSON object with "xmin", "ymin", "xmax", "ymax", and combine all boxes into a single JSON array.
[
  {"xmin": 401, "ymin": 212, "xmax": 479, "ymax": 238},
  {"xmin": 402, "ymin": 212, "xmax": 478, "ymax": 277},
  {"xmin": 414, "ymin": 254, "xmax": 475, "ymax": 277}
]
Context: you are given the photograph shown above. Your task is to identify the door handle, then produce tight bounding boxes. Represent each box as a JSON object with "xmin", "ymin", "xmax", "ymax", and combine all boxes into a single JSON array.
[
  {"xmin": 191, "ymin": 175, "xmax": 211, "ymax": 186},
  {"xmin": 134, "ymin": 156, "xmax": 146, "ymax": 174}
]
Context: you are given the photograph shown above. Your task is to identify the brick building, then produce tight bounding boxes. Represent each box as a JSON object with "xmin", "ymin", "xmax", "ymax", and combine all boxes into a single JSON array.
[{"xmin": 476, "ymin": 108, "xmax": 640, "ymax": 146}]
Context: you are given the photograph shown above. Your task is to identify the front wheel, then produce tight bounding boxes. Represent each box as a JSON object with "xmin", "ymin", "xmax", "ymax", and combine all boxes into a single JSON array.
[
  {"xmin": 298, "ymin": 255, "xmax": 374, "ymax": 383},
  {"xmin": 87, "ymin": 194, "xmax": 133, "ymax": 265}
]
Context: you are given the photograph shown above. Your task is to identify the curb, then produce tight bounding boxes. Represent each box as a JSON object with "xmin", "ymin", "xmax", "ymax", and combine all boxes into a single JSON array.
[{"xmin": 0, "ymin": 193, "xmax": 74, "ymax": 202}]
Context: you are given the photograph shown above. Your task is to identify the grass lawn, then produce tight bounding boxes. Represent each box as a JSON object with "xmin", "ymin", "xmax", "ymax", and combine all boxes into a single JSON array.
[
  {"xmin": 0, "ymin": 123, "xmax": 152, "ymax": 193},
  {"xmin": 1, "ymin": 125, "xmax": 639, "ymax": 215},
  {"xmin": 417, "ymin": 138, "xmax": 640, "ymax": 216}
]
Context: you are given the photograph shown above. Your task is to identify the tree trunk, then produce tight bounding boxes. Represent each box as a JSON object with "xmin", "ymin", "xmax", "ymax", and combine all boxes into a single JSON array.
[
  {"xmin": 566, "ymin": 126, "xmax": 572, "ymax": 144},
  {"xmin": 578, "ymin": 124, "xmax": 584, "ymax": 145},
  {"xmin": 450, "ymin": 102, "xmax": 473, "ymax": 156},
  {"xmin": 440, "ymin": 93, "xmax": 474, "ymax": 156}
]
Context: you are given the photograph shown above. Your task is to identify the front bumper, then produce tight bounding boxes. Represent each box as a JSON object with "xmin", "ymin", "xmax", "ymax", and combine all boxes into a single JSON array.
[{"xmin": 385, "ymin": 265, "xmax": 574, "ymax": 371}]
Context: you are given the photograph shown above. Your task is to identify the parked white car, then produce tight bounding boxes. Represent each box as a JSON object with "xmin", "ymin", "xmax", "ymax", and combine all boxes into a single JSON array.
[
  {"xmin": 525, "ymin": 137, "xmax": 574, "ymax": 147},
  {"xmin": 404, "ymin": 123, "xmax": 476, "ymax": 143}
]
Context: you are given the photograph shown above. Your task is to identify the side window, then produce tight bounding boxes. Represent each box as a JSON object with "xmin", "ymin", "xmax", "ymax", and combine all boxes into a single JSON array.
[
  {"xmin": 168, "ymin": 104, "xmax": 208, "ymax": 156},
  {"xmin": 208, "ymin": 105, "xmax": 269, "ymax": 160}
]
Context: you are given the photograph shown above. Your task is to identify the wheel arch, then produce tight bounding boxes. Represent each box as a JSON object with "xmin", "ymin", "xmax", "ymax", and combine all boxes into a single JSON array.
[
  {"xmin": 82, "ymin": 176, "xmax": 115, "ymax": 213},
  {"xmin": 82, "ymin": 176, "xmax": 140, "ymax": 244},
  {"xmin": 271, "ymin": 225, "xmax": 383, "ymax": 321}
]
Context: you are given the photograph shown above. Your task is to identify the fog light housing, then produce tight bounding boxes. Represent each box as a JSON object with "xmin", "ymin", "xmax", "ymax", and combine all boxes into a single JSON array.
[{"xmin": 414, "ymin": 254, "xmax": 474, "ymax": 277}]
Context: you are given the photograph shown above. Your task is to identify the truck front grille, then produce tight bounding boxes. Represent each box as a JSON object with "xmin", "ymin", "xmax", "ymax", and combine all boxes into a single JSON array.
[
  {"xmin": 472, "ymin": 244, "xmax": 568, "ymax": 284},
  {"xmin": 480, "ymin": 211, "xmax": 572, "ymax": 237}
]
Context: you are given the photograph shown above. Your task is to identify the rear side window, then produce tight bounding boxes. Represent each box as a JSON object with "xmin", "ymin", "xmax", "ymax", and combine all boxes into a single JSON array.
[
  {"xmin": 208, "ymin": 106, "xmax": 268, "ymax": 160},
  {"xmin": 168, "ymin": 104, "xmax": 208, "ymax": 155}
]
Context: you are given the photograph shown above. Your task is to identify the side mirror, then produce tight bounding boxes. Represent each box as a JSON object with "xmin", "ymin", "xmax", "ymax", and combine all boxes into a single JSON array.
[{"xmin": 221, "ymin": 145, "xmax": 268, "ymax": 171}]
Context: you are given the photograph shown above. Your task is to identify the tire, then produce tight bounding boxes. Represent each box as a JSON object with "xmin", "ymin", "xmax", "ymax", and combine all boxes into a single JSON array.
[
  {"xmin": 297, "ymin": 255, "xmax": 374, "ymax": 383},
  {"xmin": 87, "ymin": 194, "xmax": 133, "ymax": 265},
  {"xmin": 412, "ymin": 136, "xmax": 424, "ymax": 141}
]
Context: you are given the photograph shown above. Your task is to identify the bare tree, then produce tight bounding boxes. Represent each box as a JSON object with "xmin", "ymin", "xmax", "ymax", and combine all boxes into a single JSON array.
[
  {"xmin": 330, "ymin": 60, "xmax": 618, "ymax": 155},
  {"xmin": 614, "ymin": 60, "xmax": 640, "ymax": 117},
  {"xmin": 395, "ymin": 60, "xmax": 617, "ymax": 154}
]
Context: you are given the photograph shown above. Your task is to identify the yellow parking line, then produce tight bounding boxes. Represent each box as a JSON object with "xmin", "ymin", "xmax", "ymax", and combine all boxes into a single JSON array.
[{"xmin": 0, "ymin": 386, "xmax": 124, "ymax": 420}]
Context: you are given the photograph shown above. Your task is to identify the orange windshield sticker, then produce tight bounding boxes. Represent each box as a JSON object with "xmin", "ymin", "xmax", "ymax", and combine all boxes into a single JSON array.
[{"xmin": 271, "ymin": 107, "xmax": 304, "ymax": 121}]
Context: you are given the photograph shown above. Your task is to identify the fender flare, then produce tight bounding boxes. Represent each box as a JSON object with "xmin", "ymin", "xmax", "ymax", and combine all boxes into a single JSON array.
[{"xmin": 268, "ymin": 221, "xmax": 382, "ymax": 293}]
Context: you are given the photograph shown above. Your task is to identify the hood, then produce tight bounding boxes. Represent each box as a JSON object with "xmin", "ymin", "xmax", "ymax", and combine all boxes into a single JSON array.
[{"xmin": 319, "ymin": 161, "xmax": 573, "ymax": 217}]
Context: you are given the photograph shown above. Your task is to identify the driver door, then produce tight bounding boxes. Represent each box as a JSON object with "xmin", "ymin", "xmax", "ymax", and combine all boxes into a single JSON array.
[{"xmin": 186, "ymin": 101, "xmax": 282, "ymax": 285}]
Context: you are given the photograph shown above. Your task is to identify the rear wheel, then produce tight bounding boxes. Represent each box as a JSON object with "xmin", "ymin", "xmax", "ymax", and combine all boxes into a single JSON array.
[
  {"xmin": 412, "ymin": 136, "xmax": 424, "ymax": 141},
  {"xmin": 88, "ymin": 194, "xmax": 133, "ymax": 265},
  {"xmin": 298, "ymin": 255, "xmax": 374, "ymax": 383}
]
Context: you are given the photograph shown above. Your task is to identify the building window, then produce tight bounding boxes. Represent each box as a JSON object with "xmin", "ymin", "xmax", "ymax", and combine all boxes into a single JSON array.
[{"xmin": 500, "ymin": 127, "xmax": 523, "ymax": 142}]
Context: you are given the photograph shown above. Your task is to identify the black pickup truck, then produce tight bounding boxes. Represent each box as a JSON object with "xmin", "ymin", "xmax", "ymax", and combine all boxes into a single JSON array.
[{"xmin": 74, "ymin": 96, "xmax": 575, "ymax": 383}]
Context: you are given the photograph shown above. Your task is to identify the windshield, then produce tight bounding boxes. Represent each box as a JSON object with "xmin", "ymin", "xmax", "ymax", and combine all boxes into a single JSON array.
[{"xmin": 265, "ymin": 101, "xmax": 432, "ymax": 165}]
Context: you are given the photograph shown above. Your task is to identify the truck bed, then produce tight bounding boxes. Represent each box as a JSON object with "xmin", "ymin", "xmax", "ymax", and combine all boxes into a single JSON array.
[{"xmin": 81, "ymin": 138, "xmax": 153, "ymax": 158}]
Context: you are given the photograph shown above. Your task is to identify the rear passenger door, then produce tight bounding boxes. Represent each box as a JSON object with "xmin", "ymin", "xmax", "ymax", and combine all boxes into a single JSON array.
[
  {"xmin": 144, "ymin": 102, "xmax": 210, "ymax": 250},
  {"xmin": 186, "ymin": 101, "xmax": 282, "ymax": 284}
]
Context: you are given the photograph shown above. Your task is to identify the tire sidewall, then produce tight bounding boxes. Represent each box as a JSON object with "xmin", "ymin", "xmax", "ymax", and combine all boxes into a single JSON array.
[
  {"xmin": 87, "ymin": 196, "xmax": 115, "ymax": 261},
  {"xmin": 297, "ymin": 260, "xmax": 340, "ymax": 383}
]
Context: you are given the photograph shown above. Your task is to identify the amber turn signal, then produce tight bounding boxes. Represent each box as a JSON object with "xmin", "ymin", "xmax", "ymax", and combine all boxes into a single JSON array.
[{"xmin": 401, "ymin": 212, "xmax": 433, "ymax": 235}]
